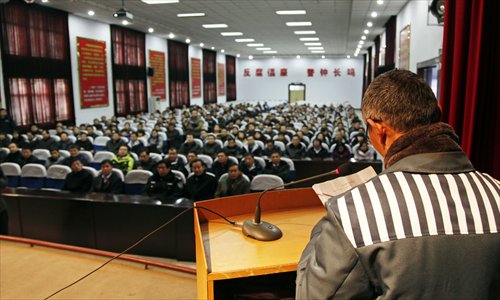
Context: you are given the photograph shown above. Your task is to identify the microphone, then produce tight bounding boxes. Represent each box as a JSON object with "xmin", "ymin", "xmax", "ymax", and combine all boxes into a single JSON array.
[{"xmin": 242, "ymin": 162, "xmax": 353, "ymax": 241}]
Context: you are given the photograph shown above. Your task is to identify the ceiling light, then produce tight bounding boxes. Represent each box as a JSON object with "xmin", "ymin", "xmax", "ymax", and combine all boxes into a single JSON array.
[
  {"xmin": 148, "ymin": 27, "xmax": 154, "ymax": 33},
  {"xmin": 359, "ymin": 40, "xmax": 365, "ymax": 45},
  {"xmin": 249, "ymin": 55, "xmax": 253, "ymax": 60},
  {"xmin": 347, "ymin": 55, "xmax": 351, "ymax": 59},
  {"xmin": 354, "ymin": 53, "xmax": 358, "ymax": 57},
  {"xmin": 296, "ymin": 55, "xmax": 301, "ymax": 59},
  {"xmin": 185, "ymin": 38, "xmax": 191, "ymax": 43},
  {"xmin": 236, "ymin": 54, "xmax": 240, "ymax": 58},
  {"xmin": 321, "ymin": 55, "xmax": 325, "ymax": 59},
  {"xmin": 276, "ymin": 10, "xmax": 306, "ymax": 15},
  {"xmin": 221, "ymin": 49, "xmax": 225, "ymax": 53},
  {"xmin": 364, "ymin": 29, "xmax": 369, "ymax": 34},
  {"xmin": 286, "ymin": 22, "xmax": 312, "ymax": 26},
  {"xmin": 168, "ymin": 33, "xmax": 175, "ymax": 39},
  {"xmin": 294, "ymin": 30, "xmax": 316, "ymax": 35},
  {"xmin": 300, "ymin": 37, "xmax": 319, "ymax": 41},
  {"xmin": 235, "ymin": 38, "xmax": 255, "ymax": 42},
  {"xmin": 263, "ymin": 50, "xmax": 277, "ymax": 54},
  {"xmin": 361, "ymin": 35, "xmax": 366, "ymax": 40},
  {"xmin": 311, "ymin": 50, "xmax": 325, "ymax": 53},
  {"xmin": 202, "ymin": 24, "xmax": 228, "ymax": 28},
  {"xmin": 377, "ymin": 0, "xmax": 384, "ymax": 4},
  {"xmin": 199, "ymin": 42, "xmax": 204, "ymax": 47},
  {"xmin": 304, "ymin": 42, "xmax": 322, "ymax": 46},
  {"xmin": 41, "ymin": 0, "xmax": 49, "ymax": 2},
  {"xmin": 247, "ymin": 43, "xmax": 264, "ymax": 47},
  {"xmin": 87, "ymin": 10, "xmax": 95, "ymax": 16},
  {"xmin": 141, "ymin": 0, "xmax": 179, "ymax": 4},
  {"xmin": 367, "ymin": 22, "xmax": 373, "ymax": 27},
  {"xmin": 211, "ymin": 46, "xmax": 215, "ymax": 50},
  {"xmin": 221, "ymin": 32, "xmax": 243, "ymax": 36},
  {"xmin": 256, "ymin": 47, "xmax": 271, "ymax": 50},
  {"xmin": 308, "ymin": 46, "xmax": 324, "ymax": 50},
  {"xmin": 177, "ymin": 13, "xmax": 205, "ymax": 17},
  {"xmin": 121, "ymin": 20, "xmax": 130, "ymax": 25},
  {"xmin": 371, "ymin": 11, "xmax": 378, "ymax": 18}
]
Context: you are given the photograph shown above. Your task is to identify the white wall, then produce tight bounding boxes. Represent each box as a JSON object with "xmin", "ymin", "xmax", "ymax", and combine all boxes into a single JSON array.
[
  {"xmin": 68, "ymin": 15, "xmax": 114, "ymax": 125},
  {"xmin": 216, "ymin": 53, "xmax": 227, "ymax": 103},
  {"xmin": 236, "ymin": 57, "xmax": 364, "ymax": 107},
  {"xmin": 189, "ymin": 46, "xmax": 203, "ymax": 107},
  {"xmin": 395, "ymin": 0, "xmax": 443, "ymax": 72},
  {"xmin": 145, "ymin": 34, "xmax": 168, "ymax": 112}
]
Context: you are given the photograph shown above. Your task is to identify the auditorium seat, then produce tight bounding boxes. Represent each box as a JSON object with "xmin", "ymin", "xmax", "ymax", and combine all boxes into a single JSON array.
[
  {"xmin": 91, "ymin": 150, "xmax": 114, "ymax": 169},
  {"xmin": 250, "ymin": 174, "xmax": 284, "ymax": 192},
  {"xmin": 274, "ymin": 141, "xmax": 286, "ymax": 152},
  {"xmin": 0, "ymin": 162, "xmax": 21, "ymax": 187},
  {"xmin": 20, "ymin": 163, "xmax": 47, "ymax": 189},
  {"xmin": 124, "ymin": 169, "xmax": 153, "ymax": 195},
  {"xmin": 33, "ymin": 149, "xmax": 51, "ymax": 164},
  {"xmin": 197, "ymin": 154, "xmax": 213, "ymax": 169},
  {"xmin": 171, "ymin": 170, "xmax": 186, "ymax": 189},
  {"xmin": 280, "ymin": 157, "xmax": 296, "ymax": 181},
  {"xmin": 253, "ymin": 156, "xmax": 266, "ymax": 169},
  {"xmin": 59, "ymin": 150, "xmax": 70, "ymax": 158},
  {"xmin": 83, "ymin": 166, "xmax": 99, "ymax": 178},
  {"xmin": 93, "ymin": 136, "xmax": 110, "ymax": 151},
  {"xmin": 79, "ymin": 150, "xmax": 94, "ymax": 164},
  {"xmin": 45, "ymin": 165, "xmax": 71, "ymax": 190},
  {"xmin": 149, "ymin": 152, "xmax": 163, "ymax": 163},
  {"xmin": 177, "ymin": 154, "xmax": 188, "ymax": 166},
  {"xmin": 218, "ymin": 172, "xmax": 250, "ymax": 183}
]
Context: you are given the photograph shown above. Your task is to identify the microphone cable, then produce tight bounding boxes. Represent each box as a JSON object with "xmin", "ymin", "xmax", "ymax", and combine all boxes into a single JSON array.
[{"xmin": 43, "ymin": 205, "xmax": 237, "ymax": 300}]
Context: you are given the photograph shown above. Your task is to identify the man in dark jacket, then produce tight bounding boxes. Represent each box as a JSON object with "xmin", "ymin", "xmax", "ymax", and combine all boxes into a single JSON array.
[
  {"xmin": 296, "ymin": 69, "xmax": 500, "ymax": 299},
  {"xmin": 62, "ymin": 159, "xmax": 93, "ymax": 193},
  {"xmin": 240, "ymin": 153, "xmax": 263, "ymax": 181},
  {"xmin": 4, "ymin": 143, "xmax": 23, "ymax": 165},
  {"xmin": 20, "ymin": 147, "xmax": 44, "ymax": 167},
  {"xmin": 35, "ymin": 130, "xmax": 57, "ymax": 150},
  {"xmin": 61, "ymin": 145, "xmax": 88, "ymax": 167},
  {"xmin": 263, "ymin": 151, "xmax": 290, "ymax": 182},
  {"xmin": 306, "ymin": 138, "xmax": 329, "ymax": 160},
  {"xmin": 135, "ymin": 149, "xmax": 156, "ymax": 172},
  {"xmin": 0, "ymin": 108, "xmax": 16, "ymax": 134},
  {"xmin": 214, "ymin": 164, "xmax": 250, "ymax": 198},
  {"xmin": 92, "ymin": 159, "xmax": 123, "ymax": 194},
  {"xmin": 179, "ymin": 134, "xmax": 201, "ymax": 155},
  {"xmin": 285, "ymin": 135, "xmax": 306, "ymax": 159},
  {"xmin": 184, "ymin": 159, "xmax": 217, "ymax": 201},
  {"xmin": 143, "ymin": 160, "xmax": 182, "ymax": 203},
  {"xmin": 211, "ymin": 151, "xmax": 230, "ymax": 180},
  {"xmin": 202, "ymin": 134, "xmax": 221, "ymax": 159},
  {"xmin": 105, "ymin": 132, "xmax": 126, "ymax": 154}
]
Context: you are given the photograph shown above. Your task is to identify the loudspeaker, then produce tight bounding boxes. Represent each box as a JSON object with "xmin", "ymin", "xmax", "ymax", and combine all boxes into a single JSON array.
[
  {"xmin": 147, "ymin": 67, "xmax": 154, "ymax": 76},
  {"xmin": 429, "ymin": 0, "xmax": 445, "ymax": 24}
]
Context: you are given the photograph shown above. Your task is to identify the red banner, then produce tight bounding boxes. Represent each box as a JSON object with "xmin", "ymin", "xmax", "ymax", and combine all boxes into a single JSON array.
[
  {"xmin": 149, "ymin": 50, "xmax": 166, "ymax": 99},
  {"xmin": 218, "ymin": 63, "xmax": 225, "ymax": 96},
  {"xmin": 191, "ymin": 58, "xmax": 201, "ymax": 98},
  {"xmin": 77, "ymin": 37, "xmax": 108, "ymax": 108}
]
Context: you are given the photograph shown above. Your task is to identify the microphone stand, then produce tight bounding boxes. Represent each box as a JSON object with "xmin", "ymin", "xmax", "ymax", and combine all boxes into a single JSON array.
[{"xmin": 242, "ymin": 168, "xmax": 343, "ymax": 241}]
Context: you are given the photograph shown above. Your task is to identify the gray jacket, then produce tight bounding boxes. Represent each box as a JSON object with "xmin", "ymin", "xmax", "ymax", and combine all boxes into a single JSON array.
[{"xmin": 296, "ymin": 151, "xmax": 500, "ymax": 299}]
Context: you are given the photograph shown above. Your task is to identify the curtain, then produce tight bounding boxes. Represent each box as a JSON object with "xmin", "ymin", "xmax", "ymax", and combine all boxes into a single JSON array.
[
  {"xmin": 384, "ymin": 16, "xmax": 396, "ymax": 67},
  {"xmin": 439, "ymin": 0, "xmax": 500, "ymax": 177},
  {"xmin": 203, "ymin": 49, "xmax": 216, "ymax": 104},
  {"xmin": 0, "ymin": 0, "xmax": 74, "ymax": 128},
  {"xmin": 111, "ymin": 25, "xmax": 147, "ymax": 116},
  {"xmin": 226, "ymin": 55, "xmax": 236, "ymax": 101},
  {"xmin": 168, "ymin": 40, "xmax": 189, "ymax": 108}
]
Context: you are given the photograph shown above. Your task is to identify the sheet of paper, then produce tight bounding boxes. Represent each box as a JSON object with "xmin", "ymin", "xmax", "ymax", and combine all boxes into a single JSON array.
[{"xmin": 312, "ymin": 166, "xmax": 377, "ymax": 205}]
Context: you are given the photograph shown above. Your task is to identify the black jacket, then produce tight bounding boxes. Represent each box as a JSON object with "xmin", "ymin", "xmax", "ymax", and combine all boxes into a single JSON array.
[
  {"xmin": 0, "ymin": 116, "xmax": 16, "ymax": 134},
  {"xmin": 63, "ymin": 169, "xmax": 93, "ymax": 193},
  {"xmin": 92, "ymin": 172, "xmax": 124, "ymax": 194},
  {"xmin": 4, "ymin": 151, "xmax": 23, "ymax": 166},
  {"xmin": 214, "ymin": 175, "xmax": 251, "ymax": 198},
  {"xmin": 263, "ymin": 160, "xmax": 290, "ymax": 182},
  {"xmin": 239, "ymin": 162, "xmax": 263, "ymax": 181},
  {"xmin": 144, "ymin": 171, "xmax": 182, "ymax": 203},
  {"xmin": 179, "ymin": 142, "xmax": 201, "ymax": 155},
  {"xmin": 184, "ymin": 172, "xmax": 217, "ymax": 201}
]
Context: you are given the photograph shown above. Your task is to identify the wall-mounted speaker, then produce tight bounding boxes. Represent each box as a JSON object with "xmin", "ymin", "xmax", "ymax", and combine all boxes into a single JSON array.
[{"xmin": 429, "ymin": 0, "xmax": 445, "ymax": 24}]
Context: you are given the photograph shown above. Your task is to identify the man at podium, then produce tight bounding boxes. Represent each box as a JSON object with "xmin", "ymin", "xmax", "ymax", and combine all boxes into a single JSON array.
[{"xmin": 296, "ymin": 70, "xmax": 500, "ymax": 299}]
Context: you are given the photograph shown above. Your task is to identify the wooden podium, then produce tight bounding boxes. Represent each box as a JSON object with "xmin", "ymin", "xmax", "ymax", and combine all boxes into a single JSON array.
[{"xmin": 194, "ymin": 188, "xmax": 325, "ymax": 299}]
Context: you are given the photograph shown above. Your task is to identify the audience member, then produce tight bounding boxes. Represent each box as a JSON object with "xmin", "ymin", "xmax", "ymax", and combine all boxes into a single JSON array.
[
  {"xmin": 21, "ymin": 147, "xmax": 43, "ymax": 166},
  {"xmin": 184, "ymin": 159, "xmax": 217, "ymax": 201},
  {"xmin": 61, "ymin": 145, "xmax": 88, "ymax": 167},
  {"xmin": 184, "ymin": 110, "xmax": 204, "ymax": 138},
  {"xmin": 214, "ymin": 164, "xmax": 250, "ymax": 198},
  {"xmin": 239, "ymin": 153, "xmax": 263, "ymax": 181},
  {"xmin": 202, "ymin": 134, "xmax": 221, "ymax": 159},
  {"xmin": 223, "ymin": 138, "xmax": 243, "ymax": 158},
  {"xmin": 57, "ymin": 132, "xmax": 74, "ymax": 151},
  {"xmin": 36, "ymin": 130, "xmax": 57, "ymax": 150},
  {"xmin": 112, "ymin": 145, "xmax": 135, "ymax": 174},
  {"xmin": 10, "ymin": 130, "xmax": 26, "ymax": 148},
  {"xmin": 262, "ymin": 139, "xmax": 282, "ymax": 157},
  {"xmin": 62, "ymin": 159, "xmax": 93, "ymax": 193},
  {"xmin": 0, "ymin": 132, "xmax": 11, "ymax": 148},
  {"xmin": 331, "ymin": 142, "xmax": 353, "ymax": 161},
  {"xmin": 166, "ymin": 148, "xmax": 188, "ymax": 176},
  {"xmin": 46, "ymin": 148, "xmax": 64, "ymax": 168},
  {"xmin": 0, "ymin": 108, "xmax": 16, "ymax": 134},
  {"xmin": 211, "ymin": 151, "xmax": 231, "ymax": 180},
  {"xmin": 263, "ymin": 151, "xmax": 290, "ymax": 182},
  {"xmin": 105, "ymin": 132, "xmax": 126, "ymax": 154},
  {"xmin": 135, "ymin": 149, "xmax": 155, "ymax": 172},
  {"xmin": 143, "ymin": 160, "xmax": 182, "ymax": 203},
  {"xmin": 243, "ymin": 135, "xmax": 262, "ymax": 157},
  {"xmin": 179, "ymin": 134, "xmax": 201, "ymax": 155},
  {"xmin": 306, "ymin": 138, "xmax": 329, "ymax": 159},
  {"xmin": 147, "ymin": 129, "xmax": 164, "ymax": 153},
  {"xmin": 353, "ymin": 140, "xmax": 376, "ymax": 161},
  {"xmin": 92, "ymin": 159, "xmax": 124, "ymax": 194},
  {"xmin": 74, "ymin": 132, "xmax": 94, "ymax": 151},
  {"xmin": 4, "ymin": 143, "xmax": 23, "ymax": 165},
  {"xmin": 286, "ymin": 135, "xmax": 306, "ymax": 159},
  {"xmin": 166, "ymin": 124, "xmax": 182, "ymax": 150}
]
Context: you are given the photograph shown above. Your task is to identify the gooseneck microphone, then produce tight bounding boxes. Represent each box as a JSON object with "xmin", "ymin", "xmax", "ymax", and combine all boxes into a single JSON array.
[{"xmin": 242, "ymin": 162, "xmax": 353, "ymax": 241}]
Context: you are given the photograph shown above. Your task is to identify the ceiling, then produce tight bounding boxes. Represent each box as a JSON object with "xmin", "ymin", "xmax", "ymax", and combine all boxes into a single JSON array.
[{"xmin": 39, "ymin": 0, "xmax": 410, "ymax": 58}]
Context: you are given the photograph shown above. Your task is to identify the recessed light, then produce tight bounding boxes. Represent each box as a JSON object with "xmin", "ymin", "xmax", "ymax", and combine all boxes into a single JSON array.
[
  {"xmin": 87, "ymin": 10, "xmax": 95, "ymax": 16},
  {"xmin": 148, "ymin": 27, "xmax": 154, "ymax": 33},
  {"xmin": 377, "ymin": 0, "xmax": 384, "ymax": 4},
  {"xmin": 211, "ymin": 46, "xmax": 215, "ymax": 50},
  {"xmin": 249, "ymin": 55, "xmax": 253, "ymax": 60},
  {"xmin": 321, "ymin": 55, "xmax": 325, "ymax": 59},
  {"xmin": 294, "ymin": 30, "xmax": 316, "ymax": 35},
  {"xmin": 185, "ymin": 38, "xmax": 191, "ymax": 43},
  {"xmin": 263, "ymin": 50, "xmax": 277, "ymax": 54},
  {"xmin": 199, "ymin": 42, "xmax": 204, "ymax": 47},
  {"xmin": 299, "ymin": 37, "xmax": 320, "ymax": 41},
  {"xmin": 304, "ymin": 42, "xmax": 322, "ymax": 46},
  {"xmin": 347, "ymin": 55, "xmax": 351, "ymax": 58},
  {"xmin": 177, "ymin": 13, "xmax": 205, "ymax": 17},
  {"xmin": 122, "ymin": 20, "xmax": 130, "ymax": 25},
  {"xmin": 371, "ymin": 11, "xmax": 378, "ymax": 18},
  {"xmin": 168, "ymin": 33, "xmax": 175, "ymax": 39},
  {"xmin": 286, "ymin": 22, "xmax": 312, "ymax": 26},
  {"xmin": 367, "ymin": 22, "xmax": 373, "ymax": 27},
  {"xmin": 296, "ymin": 55, "xmax": 301, "ymax": 59},
  {"xmin": 276, "ymin": 10, "xmax": 306, "ymax": 15},
  {"xmin": 361, "ymin": 35, "xmax": 366, "ymax": 40},
  {"xmin": 235, "ymin": 38, "xmax": 255, "ymax": 42},
  {"xmin": 202, "ymin": 24, "xmax": 228, "ymax": 28},
  {"xmin": 221, "ymin": 49, "xmax": 225, "ymax": 53},
  {"xmin": 141, "ymin": 0, "xmax": 179, "ymax": 4},
  {"xmin": 308, "ymin": 46, "xmax": 324, "ymax": 50},
  {"xmin": 247, "ymin": 43, "xmax": 264, "ymax": 47},
  {"xmin": 256, "ymin": 47, "xmax": 271, "ymax": 50},
  {"xmin": 221, "ymin": 32, "xmax": 243, "ymax": 36},
  {"xmin": 236, "ymin": 54, "xmax": 240, "ymax": 58},
  {"xmin": 311, "ymin": 50, "xmax": 325, "ymax": 53},
  {"xmin": 364, "ymin": 29, "xmax": 369, "ymax": 34},
  {"xmin": 359, "ymin": 41, "xmax": 365, "ymax": 45}
]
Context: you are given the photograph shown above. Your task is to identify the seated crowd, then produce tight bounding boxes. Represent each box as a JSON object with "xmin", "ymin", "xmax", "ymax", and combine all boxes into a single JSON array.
[{"xmin": 0, "ymin": 101, "xmax": 379, "ymax": 202}]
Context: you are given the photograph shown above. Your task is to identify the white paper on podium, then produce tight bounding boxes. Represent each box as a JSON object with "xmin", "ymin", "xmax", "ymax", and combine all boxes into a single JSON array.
[{"xmin": 312, "ymin": 166, "xmax": 378, "ymax": 205}]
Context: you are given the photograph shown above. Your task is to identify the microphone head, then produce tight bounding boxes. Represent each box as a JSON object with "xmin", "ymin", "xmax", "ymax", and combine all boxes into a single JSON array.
[{"xmin": 335, "ymin": 162, "xmax": 353, "ymax": 175}]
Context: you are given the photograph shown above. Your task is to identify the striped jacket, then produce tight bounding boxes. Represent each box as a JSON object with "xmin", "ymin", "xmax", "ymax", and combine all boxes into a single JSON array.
[{"xmin": 296, "ymin": 151, "xmax": 500, "ymax": 299}]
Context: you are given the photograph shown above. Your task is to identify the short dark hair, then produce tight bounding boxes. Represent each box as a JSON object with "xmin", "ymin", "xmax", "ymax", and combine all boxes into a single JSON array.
[
  {"xmin": 156, "ymin": 159, "xmax": 171, "ymax": 168},
  {"xmin": 101, "ymin": 159, "xmax": 113, "ymax": 166},
  {"xmin": 69, "ymin": 144, "xmax": 79, "ymax": 150},
  {"xmin": 190, "ymin": 158, "xmax": 205, "ymax": 168},
  {"xmin": 362, "ymin": 69, "xmax": 441, "ymax": 132}
]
